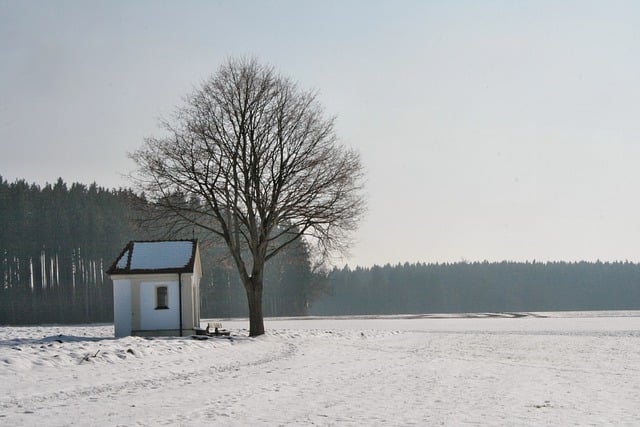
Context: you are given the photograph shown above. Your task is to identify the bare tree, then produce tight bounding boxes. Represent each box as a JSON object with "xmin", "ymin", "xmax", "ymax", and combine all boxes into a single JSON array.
[{"xmin": 130, "ymin": 58, "xmax": 366, "ymax": 336}]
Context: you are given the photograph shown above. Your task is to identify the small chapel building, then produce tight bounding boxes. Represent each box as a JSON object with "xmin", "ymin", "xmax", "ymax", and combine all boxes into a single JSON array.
[{"xmin": 106, "ymin": 240, "xmax": 202, "ymax": 337}]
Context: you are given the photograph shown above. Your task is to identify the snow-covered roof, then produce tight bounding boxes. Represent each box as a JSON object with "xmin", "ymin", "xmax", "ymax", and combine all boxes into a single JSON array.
[{"xmin": 107, "ymin": 240, "xmax": 198, "ymax": 275}]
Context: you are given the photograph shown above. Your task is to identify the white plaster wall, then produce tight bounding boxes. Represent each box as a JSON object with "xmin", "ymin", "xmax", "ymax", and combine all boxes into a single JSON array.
[
  {"xmin": 113, "ymin": 279, "xmax": 132, "ymax": 338},
  {"xmin": 192, "ymin": 273, "xmax": 200, "ymax": 328},
  {"xmin": 140, "ymin": 281, "xmax": 179, "ymax": 331}
]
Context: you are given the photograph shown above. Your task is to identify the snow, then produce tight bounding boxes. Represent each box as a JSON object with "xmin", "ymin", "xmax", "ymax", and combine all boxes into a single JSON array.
[
  {"xmin": 115, "ymin": 252, "xmax": 128, "ymax": 269},
  {"xmin": 2, "ymin": 312, "xmax": 640, "ymax": 426},
  {"xmin": 116, "ymin": 241, "xmax": 195, "ymax": 271}
]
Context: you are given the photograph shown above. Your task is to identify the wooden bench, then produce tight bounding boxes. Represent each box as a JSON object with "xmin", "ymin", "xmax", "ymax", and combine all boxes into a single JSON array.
[{"xmin": 206, "ymin": 322, "xmax": 230, "ymax": 336}]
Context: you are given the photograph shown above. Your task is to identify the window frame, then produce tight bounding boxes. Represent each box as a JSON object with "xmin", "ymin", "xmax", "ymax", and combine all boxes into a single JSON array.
[{"xmin": 155, "ymin": 285, "xmax": 169, "ymax": 310}]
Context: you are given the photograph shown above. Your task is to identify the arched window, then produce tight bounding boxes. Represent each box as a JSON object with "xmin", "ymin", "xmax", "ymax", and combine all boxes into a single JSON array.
[{"xmin": 156, "ymin": 286, "xmax": 169, "ymax": 309}]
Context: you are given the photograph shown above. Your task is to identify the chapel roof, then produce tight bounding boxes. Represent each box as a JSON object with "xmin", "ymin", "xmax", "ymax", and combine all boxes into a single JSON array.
[{"xmin": 106, "ymin": 239, "xmax": 198, "ymax": 275}]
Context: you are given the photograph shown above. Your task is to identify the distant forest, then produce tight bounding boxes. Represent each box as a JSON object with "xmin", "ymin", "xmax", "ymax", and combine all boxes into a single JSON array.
[
  {"xmin": 2, "ymin": 176, "xmax": 640, "ymax": 325},
  {"xmin": 311, "ymin": 261, "xmax": 640, "ymax": 316},
  {"xmin": 0, "ymin": 176, "xmax": 323, "ymax": 325}
]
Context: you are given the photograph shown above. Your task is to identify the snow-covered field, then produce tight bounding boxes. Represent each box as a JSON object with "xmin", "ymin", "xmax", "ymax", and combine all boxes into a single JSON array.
[{"xmin": 2, "ymin": 312, "xmax": 640, "ymax": 426}]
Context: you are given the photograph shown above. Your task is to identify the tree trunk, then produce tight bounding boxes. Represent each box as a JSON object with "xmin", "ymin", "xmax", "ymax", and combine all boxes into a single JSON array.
[{"xmin": 245, "ymin": 277, "xmax": 265, "ymax": 337}]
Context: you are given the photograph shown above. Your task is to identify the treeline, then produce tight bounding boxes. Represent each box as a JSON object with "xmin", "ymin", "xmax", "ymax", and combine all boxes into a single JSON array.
[
  {"xmin": 4, "ymin": 175, "xmax": 640, "ymax": 325},
  {"xmin": 202, "ymin": 236, "xmax": 326, "ymax": 318},
  {"xmin": 310, "ymin": 261, "xmax": 640, "ymax": 315},
  {"xmin": 0, "ymin": 177, "xmax": 136, "ymax": 324},
  {"xmin": 0, "ymin": 176, "xmax": 323, "ymax": 325}
]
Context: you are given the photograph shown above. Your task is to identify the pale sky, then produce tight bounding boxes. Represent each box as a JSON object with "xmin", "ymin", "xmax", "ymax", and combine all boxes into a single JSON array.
[{"xmin": 2, "ymin": 1, "xmax": 640, "ymax": 266}]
